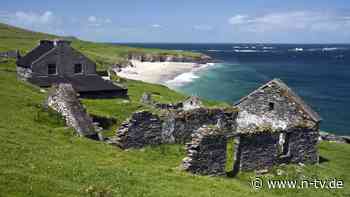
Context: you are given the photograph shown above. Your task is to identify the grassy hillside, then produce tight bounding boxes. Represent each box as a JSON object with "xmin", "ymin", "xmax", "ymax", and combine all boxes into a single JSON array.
[
  {"xmin": 0, "ymin": 22, "xmax": 202, "ymax": 70},
  {"xmin": 0, "ymin": 23, "xmax": 350, "ymax": 197}
]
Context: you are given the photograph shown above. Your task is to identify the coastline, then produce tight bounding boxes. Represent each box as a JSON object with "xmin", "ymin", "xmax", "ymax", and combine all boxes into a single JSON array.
[{"xmin": 116, "ymin": 60, "xmax": 214, "ymax": 87}]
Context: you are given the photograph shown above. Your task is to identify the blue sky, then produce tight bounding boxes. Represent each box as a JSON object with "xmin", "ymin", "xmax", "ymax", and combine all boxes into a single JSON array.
[{"xmin": 1, "ymin": 0, "xmax": 350, "ymax": 43}]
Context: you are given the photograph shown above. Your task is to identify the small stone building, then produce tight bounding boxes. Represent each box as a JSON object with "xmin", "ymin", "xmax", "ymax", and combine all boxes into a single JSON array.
[
  {"xmin": 17, "ymin": 39, "xmax": 127, "ymax": 98},
  {"xmin": 233, "ymin": 79, "xmax": 321, "ymax": 172}
]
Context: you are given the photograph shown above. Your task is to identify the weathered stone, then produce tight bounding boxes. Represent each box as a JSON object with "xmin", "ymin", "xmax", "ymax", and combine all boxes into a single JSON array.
[
  {"xmin": 182, "ymin": 126, "xmax": 227, "ymax": 176},
  {"xmin": 162, "ymin": 107, "xmax": 238, "ymax": 143},
  {"xmin": 47, "ymin": 83, "xmax": 98, "ymax": 139},
  {"xmin": 113, "ymin": 107, "xmax": 238, "ymax": 149},
  {"xmin": 233, "ymin": 79, "xmax": 321, "ymax": 173},
  {"xmin": 114, "ymin": 111, "xmax": 162, "ymax": 149}
]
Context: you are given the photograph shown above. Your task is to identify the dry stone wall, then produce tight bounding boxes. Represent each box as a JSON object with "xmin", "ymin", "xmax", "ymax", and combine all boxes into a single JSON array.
[
  {"xmin": 114, "ymin": 107, "xmax": 238, "ymax": 149},
  {"xmin": 236, "ymin": 132, "xmax": 279, "ymax": 171},
  {"xmin": 47, "ymin": 83, "xmax": 98, "ymax": 139},
  {"xmin": 286, "ymin": 127, "xmax": 319, "ymax": 164},
  {"xmin": 182, "ymin": 126, "xmax": 227, "ymax": 176},
  {"xmin": 115, "ymin": 111, "xmax": 162, "ymax": 149},
  {"xmin": 162, "ymin": 108, "xmax": 237, "ymax": 143}
]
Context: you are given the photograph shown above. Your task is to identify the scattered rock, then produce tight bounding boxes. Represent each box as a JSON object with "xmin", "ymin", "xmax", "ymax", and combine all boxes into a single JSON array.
[{"xmin": 319, "ymin": 132, "xmax": 348, "ymax": 143}]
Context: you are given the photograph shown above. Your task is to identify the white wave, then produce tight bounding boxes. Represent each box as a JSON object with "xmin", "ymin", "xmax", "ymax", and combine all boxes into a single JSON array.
[
  {"xmin": 262, "ymin": 46, "xmax": 274, "ymax": 49},
  {"xmin": 166, "ymin": 63, "xmax": 216, "ymax": 87},
  {"xmin": 289, "ymin": 48, "xmax": 304, "ymax": 52},
  {"xmin": 207, "ymin": 49, "xmax": 222, "ymax": 52},
  {"xmin": 306, "ymin": 48, "xmax": 322, "ymax": 52},
  {"xmin": 166, "ymin": 72, "xmax": 199, "ymax": 86},
  {"xmin": 322, "ymin": 47, "xmax": 346, "ymax": 51},
  {"xmin": 233, "ymin": 49, "xmax": 259, "ymax": 53}
]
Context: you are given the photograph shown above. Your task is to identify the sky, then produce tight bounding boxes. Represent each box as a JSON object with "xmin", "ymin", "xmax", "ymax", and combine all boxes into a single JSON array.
[{"xmin": 0, "ymin": 0, "xmax": 350, "ymax": 43}]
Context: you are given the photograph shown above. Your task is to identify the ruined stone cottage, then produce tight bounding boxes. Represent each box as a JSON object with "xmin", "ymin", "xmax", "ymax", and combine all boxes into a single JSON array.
[
  {"xmin": 17, "ymin": 39, "xmax": 127, "ymax": 98},
  {"xmin": 233, "ymin": 79, "xmax": 321, "ymax": 172}
]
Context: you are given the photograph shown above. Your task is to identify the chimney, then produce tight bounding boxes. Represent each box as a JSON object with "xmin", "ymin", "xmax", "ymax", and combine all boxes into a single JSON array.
[
  {"xmin": 54, "ymin": 39, "xmax": 71, "ymax": 47},
  {"xmin": 39, "ymin": 40, "xmax": 54, "ymax": 47}
]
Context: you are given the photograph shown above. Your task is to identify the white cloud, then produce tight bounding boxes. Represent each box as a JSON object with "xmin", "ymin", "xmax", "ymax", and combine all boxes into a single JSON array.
[
  {"xmin": 228, "ymin": 15, "xmax": 249, "ymax": 25},
  {"xmin": 228, "ymin": 11, "xmax": 350, "ymax": 33},
  {"xmin": 14, "ymin": 11, "xmax": 54, "ymax": 25},
  {"xmin": 193, "ymin": 24, "xmax": 213, "ymax": 31},
  {"xmin": 87, "ymin": 16, "xmax": 112, "ymax": 27},
  {"xmin": 88, "ymin": 16, "xmax": 97, "ymax": 23},
  {"xmin": 151, "ymin": 24, "xmax": 161, "ymax": 28}
]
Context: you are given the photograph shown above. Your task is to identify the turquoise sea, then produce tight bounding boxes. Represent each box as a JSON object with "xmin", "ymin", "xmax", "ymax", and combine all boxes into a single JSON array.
[{"xmin": 118, "ymin": 43, "xmax": 350, "ymax": 135}]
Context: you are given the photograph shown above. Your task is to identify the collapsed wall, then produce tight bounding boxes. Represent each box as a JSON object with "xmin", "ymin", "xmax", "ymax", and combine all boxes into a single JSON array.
[
  {"xmin": 113, "ymin": 107, "xmax": 238, "ymax": 149},
  {"xmin": 162, "ymin": 108, "xmax": 237, "ymax": 143},
  {"xmin": 114, "ymin": 111, "xmax": 162, "ymax": 149},
  {"xmin": 182, "ymin": 125, "xmax": 227, "ymax": 176},
  {"xmin": 47, "ymin": 83, "xmax": 98, "ymax": 139}
]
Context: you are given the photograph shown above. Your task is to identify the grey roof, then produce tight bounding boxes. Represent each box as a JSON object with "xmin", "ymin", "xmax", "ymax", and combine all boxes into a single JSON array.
[
  {"xmin": 235, "ymin": 78, "xmax": 322, "ymax": 123},
  {"xmin": 16, "ymin": 41, "xmax": 54, "ymax": 67},
  {"xmin": 28, "ymin": 75, "xmax": 126, "ymax": 93}
]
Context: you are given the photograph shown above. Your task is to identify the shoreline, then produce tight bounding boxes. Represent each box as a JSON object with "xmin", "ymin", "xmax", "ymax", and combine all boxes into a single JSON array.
[{"xmin": 116, "ymin": 60, "xmax": 214, "ymax": 87}]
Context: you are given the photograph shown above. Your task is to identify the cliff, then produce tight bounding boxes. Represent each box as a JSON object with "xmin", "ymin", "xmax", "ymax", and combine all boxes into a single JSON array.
[{"xmin": 127, "ymin": 52, "xmax": 213, "ymax": 64}]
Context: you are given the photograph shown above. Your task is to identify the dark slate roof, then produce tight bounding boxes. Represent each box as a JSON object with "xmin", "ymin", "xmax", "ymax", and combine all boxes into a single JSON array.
[
  {"xmin": 28, "ymin": 75, "xmax": 126, "ymax": 93},
  {"xmin": 16, "ymin": 42, "xmax": 54, "ymax": 67},
  {"xmin": 235, "ymin": 78, "xmax": 322, "ymax": 123}
]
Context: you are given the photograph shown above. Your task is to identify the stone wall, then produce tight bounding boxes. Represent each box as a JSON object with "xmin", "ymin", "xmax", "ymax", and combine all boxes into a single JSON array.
[
  {"xmin": 114, "ymin": 111, "xmax": 162, "ymax": 149},
  {"xmin": 236, "ymin": 81, "xmax": 315, "ymax": 127},
  {"xmin": 182, "ymin": 126, "xmax": 227, "ymax": 176},
  {"xmin": 0, "ymin": 50, "xmax": 18, "ymax": 58},
  {"xmin": 286, "ymin": 127, "xmax": 319, "ymax": 164},
  {"xmin": 236, "ymin": 132, "xmax": 279, "ymax": 171},
  {"xmin": 162, "ymin": 108, "xmax": 238, "ymax": 143},
  {"xmin": 47, "ymin": 83, "xmax": 98, "ymax": 139},
  {"xmin": 16, "ymin": 66, "xmax": 32, "ymax": 80},
  {"xmin": 113, "ymin": 107, "xmax": 238, "ymax": 149},
  {"xmin": 235, "ymin": 126, "xmax": 319, "ymax": 172}
]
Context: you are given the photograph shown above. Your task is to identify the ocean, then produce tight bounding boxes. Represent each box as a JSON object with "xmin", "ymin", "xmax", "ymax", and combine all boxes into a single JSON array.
[{"xmin": 118, "ymin": 43, "xmax": 350, "ymax": 135}]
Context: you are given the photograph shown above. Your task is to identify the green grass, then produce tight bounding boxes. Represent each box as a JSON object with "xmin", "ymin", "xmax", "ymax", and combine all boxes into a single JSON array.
[{"xmin": 0, "ymin": 23, "xmax": 350, "ymax": 197}]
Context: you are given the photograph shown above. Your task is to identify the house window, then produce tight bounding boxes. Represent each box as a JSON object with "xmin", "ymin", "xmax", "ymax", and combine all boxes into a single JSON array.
[
  {"xmin": 268, "ymin": 102, "xmax": 275, "ymax": 111},
  {"xmin": 48, "ymin": 64, "xmax": 57, "ymax": 75},
  {"xmin": 74, "ymin": 63, "xmax": 83, "ymax": 74},
  {"xmin": 278, "ymin": 133, "xmax": 290, "ymax": 156}
]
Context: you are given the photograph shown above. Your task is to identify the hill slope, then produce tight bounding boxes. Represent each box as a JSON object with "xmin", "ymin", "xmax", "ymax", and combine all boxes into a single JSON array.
[{"xmin": 0, "ymin": 23, "xmax": 350, "ymax": 197}]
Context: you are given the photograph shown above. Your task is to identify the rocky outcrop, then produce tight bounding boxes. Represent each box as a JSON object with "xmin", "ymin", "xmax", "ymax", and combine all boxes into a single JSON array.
[
  {"xmin": 47, "ymin": 83, "xmax": 99, "ymax": 139},
  {"xmin": 128, "ymin": 52, "xmax": 213, "ymax": 64},
  {"xmin": 182, "ymin": 125, "xmax": 227, "ymax": 176},
  {"xmin": 319, "ymin": 132, "xmax": 350, "ymax": 143}
]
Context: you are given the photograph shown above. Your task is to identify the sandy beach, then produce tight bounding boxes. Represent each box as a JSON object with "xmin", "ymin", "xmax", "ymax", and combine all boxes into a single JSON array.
[{"xmin": 116, "ymin": 60, "xmax": 212, "ymax": 86}]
